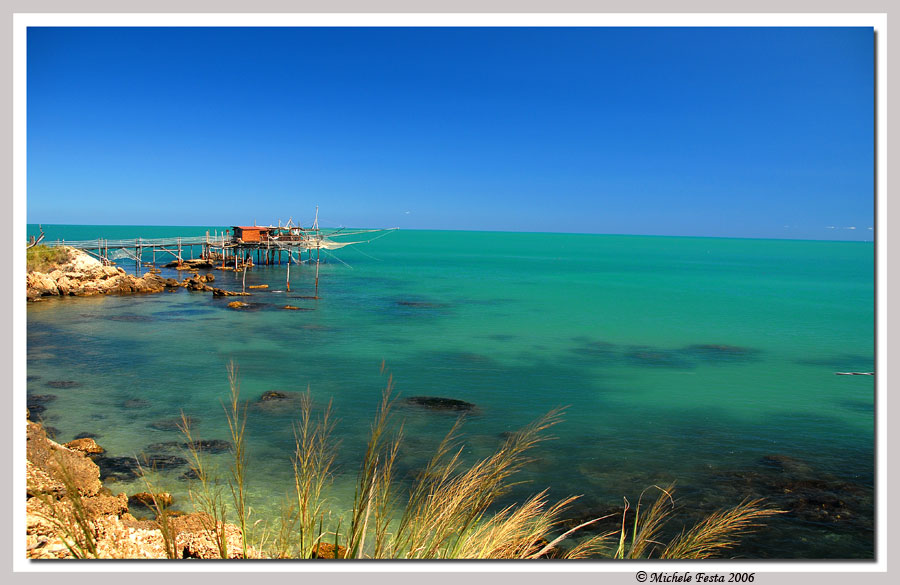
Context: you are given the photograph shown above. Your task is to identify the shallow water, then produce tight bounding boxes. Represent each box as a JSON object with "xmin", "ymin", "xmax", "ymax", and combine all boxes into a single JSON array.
[{"xmin": 26, "ymin": 226, "xmax": 875, "ymax": 558}]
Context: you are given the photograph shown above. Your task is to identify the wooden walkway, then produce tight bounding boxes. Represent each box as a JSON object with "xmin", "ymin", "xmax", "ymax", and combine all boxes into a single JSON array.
[{"xmin": 43, "ymin": 227, "xmax": 397, "ymax": 276}]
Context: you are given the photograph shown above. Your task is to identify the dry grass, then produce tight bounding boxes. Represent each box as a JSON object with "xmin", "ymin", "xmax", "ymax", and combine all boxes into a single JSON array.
[
  {"xmin": 141, "ymin": 363, "xmax": 782, "ymax": 560},
  {"xmin": 223, "ymin": 361, "xmax": 250, "ymax": 558},
  {"xmin": 135, "ymin": 461, "xmax": 177, "ymax": 559},
  {"xmin": 608, "ymin": 484, "xmax": 785, "ymax": 560},
  {"xmin": 289, "ymin": 387, "xmax": 338, "ymax": 558},
  {"xmin": 179, "ymin": 412, "xmax": 230, "ymax": 558},
  {"xmin": 32, "ymin": 453, "xmax": 99, "ymax": 558},
  {"xmin": 661, "ymin": 498, "xmax": 784, "ymax": 559}
]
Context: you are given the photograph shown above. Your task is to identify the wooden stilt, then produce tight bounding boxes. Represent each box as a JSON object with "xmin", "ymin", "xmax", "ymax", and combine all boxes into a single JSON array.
[{"xmin": 315, "ymin": 245, "xmax": 320, "ymax": 298}]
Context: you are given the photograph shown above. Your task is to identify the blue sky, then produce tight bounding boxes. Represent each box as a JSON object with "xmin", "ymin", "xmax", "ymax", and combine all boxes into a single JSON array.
[{"xmin": 27, "ymin": 27, "xmax": 874, "ymax": 240}]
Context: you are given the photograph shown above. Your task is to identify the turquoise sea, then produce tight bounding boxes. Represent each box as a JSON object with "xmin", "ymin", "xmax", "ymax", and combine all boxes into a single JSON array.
[{"xmin": 25, "ymin": 225, "xmax": 875, "ymax": 559}]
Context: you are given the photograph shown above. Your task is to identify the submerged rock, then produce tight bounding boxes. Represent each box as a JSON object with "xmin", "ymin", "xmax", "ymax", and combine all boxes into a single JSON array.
[
  {"xmin": 94, "ymin": 454, "xmax": 188, "ymax": 482},
  {"xmin": 182, "ymin": 439, "xmax": 232, "ymax": 454},
  {"xmin": 227, "ymin": 301, "xmax": 249, "ymax": 309},
  {"xmin": 149, "ymin": 416, "xmax": 197, "ymax": 431},
  {"xmin": 27, "ymin": 404, "xmax": 47, "ymax": 416},
  {"xmin": 45, "ymin": 380, "xmax": 81, "ymax": 389},
  {"xmin": 146, "ymin": 441, "xmax": 183, "ymax": 452},
  {"xmin": 396, "ymin": 300, "xmax": 444, "ymax": 308},
  {"xmin": 179, "ymin": 468, "xmax": 201, "ymax": 481},
  {"xmin": 123, "ymin": 398, "xmax": 151, "ymax": 409},
  {"xmin": 259, "ymin": 390, "xmax": 289, "ymax": 402},
  {"xmin": 104, "ymin": 314, "xmax": 155, "ymax": 323},
  {"xmin": 683, "ymin": 344, "xmax": 759, "ymax": 362},
  {"xmin": 404, "ymin": 396, "xmax": 478, "ymax": 413},
  {"xmin": 624, "ymin": 349, "xmax": 695, "ymax": 369},
  {"xmin": 27, "ymin": 394, "xmax": 57, "ymax": 408}
]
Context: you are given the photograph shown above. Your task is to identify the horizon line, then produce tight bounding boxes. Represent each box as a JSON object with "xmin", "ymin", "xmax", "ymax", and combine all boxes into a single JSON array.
[{"xmin": 25, "ymin": 222, "xmax": 874, "ymax": 244}]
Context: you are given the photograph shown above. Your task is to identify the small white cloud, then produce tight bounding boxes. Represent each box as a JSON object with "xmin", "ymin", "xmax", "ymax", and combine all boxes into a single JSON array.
[
  {"xmin": 826, "ymin": 226, "xmax": 836, "ymax": 229},
  {"xmin": 846, "ymin": 227, "xmax": 856, "ymax": 230},
  {"xmin": 404, "ymin": 211, "xmax": 411, "ymax": 215},
  {"xmin": 868, "ymin": 227, "xmax": 874, "ymax": 230}
]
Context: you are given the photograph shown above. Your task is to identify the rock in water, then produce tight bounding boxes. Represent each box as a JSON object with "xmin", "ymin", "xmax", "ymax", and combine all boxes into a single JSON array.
[
  {"xmin": 129, "ymin": 491, "xmax": 175, "ymax": 509},
  {"xmin": 64, "ymin": 437, "xmax": 105, "ymax": 455},
  {"xmin": 404, "ymin": 396, "xmax": 478, "ymax": 412},
  {"xmin": 259, "ymin": 390, "xmax": 289, "ymax": 402}
]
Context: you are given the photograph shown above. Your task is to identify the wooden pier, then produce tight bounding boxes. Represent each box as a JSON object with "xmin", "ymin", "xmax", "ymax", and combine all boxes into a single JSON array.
[{"xmin": 42, "ymin": 218, "xmax": 398, "ymax": 282}]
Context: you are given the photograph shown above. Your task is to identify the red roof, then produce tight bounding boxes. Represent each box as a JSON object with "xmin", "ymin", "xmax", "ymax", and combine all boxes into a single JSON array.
[{"xmin": 233, "ymin": 226, "xmax": 268, "ymax": 230}]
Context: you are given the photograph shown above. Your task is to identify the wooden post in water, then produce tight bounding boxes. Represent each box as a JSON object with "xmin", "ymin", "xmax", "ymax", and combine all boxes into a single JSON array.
[
  {"xmin": 242, "ymin": 263, "xmax": 247, "ymax": 293},
  {"xmin": 314, "ymin": 245, "xmax": 320, "ymax": 298},
  {"xmin": 286, "ymin": 258, "xmax": 291, "ymax": 292}
]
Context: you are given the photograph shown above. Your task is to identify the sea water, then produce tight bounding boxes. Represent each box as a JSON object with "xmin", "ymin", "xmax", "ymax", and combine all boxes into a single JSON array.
[{"xmin": 25, "ymin": 226, "xmax": 875, "ymax": 558}]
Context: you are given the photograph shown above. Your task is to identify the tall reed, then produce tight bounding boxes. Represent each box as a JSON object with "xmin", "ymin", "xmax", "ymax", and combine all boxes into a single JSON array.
[
  {"xmin": 610, "ymin": 484, "xmax": 784, "ymax": 559},
  {"xmin": 135, "ymin": 460, "xmax": 177, "ymax": 559},
  {"xmin": 179, "ymin": 411, "xmax": 230, "ymax": 559},
  {"xmin": 223, "ymin": 361, "xmax": 250, "ymax": 558},
  {"xmin": 291, "ymin": 387, "xmax": 338, "ymax": 558},
  {"xmin": 33, "ymin": 453, "xmax": 99, "ymax": 558}
]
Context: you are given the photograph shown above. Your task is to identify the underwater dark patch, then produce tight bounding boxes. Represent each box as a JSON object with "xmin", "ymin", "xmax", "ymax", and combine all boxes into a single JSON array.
[
  {"xmin": 396, "ymin": 300, "xmax": 447, "ymax": 309},
  {"xmin": 404, "ymin": 396, "xmax": 478, "ymax": 413},
  {"xmin": 183, "ymin": 439, "xmax": 233, "ymax": 454},
  {"xmin": 95, "ymin": 454, "xmax": 188, "ymax": 481},
  {"xmin": 149, "ymin": 416, "xmax": 199, "ymax": 431},
  {"xmin": 680, "ymin": 344, "xmax": 761, "ymax": 363},
  {"xmin": 27, "ymin": 393, "xmax": 57, "ymax": 407},
  {"xmin": 45, "ymin": 380, "xmax": 82, "ymax": 389},
  {"xmin": 623, "ymin": 347, "xmax": 696, "ymax": 369},
  {"xmin": 571, "ymin": 341, "xmax": 620, "ymax": 360}
]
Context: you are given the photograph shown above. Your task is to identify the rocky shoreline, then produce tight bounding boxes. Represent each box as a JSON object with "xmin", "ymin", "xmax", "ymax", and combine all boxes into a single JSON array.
[
  {"xmin": 26, "ymin": 414, "xmax": 247, "ymax": 559},
  {"xmin": 26, "ymin": 248, "xmax": 246, "ymax": 302}
]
